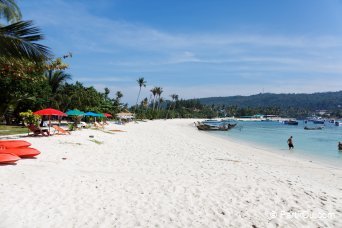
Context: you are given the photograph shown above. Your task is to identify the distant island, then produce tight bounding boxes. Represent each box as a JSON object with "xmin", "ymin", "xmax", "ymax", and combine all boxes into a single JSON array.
[{"xmin": 186, "ymin": 91, "xmax": 342, "ymax": 118}]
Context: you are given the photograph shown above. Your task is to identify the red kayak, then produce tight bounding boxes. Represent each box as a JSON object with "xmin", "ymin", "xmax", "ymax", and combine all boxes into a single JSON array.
[
  {"xmin": 0, "ymin": 148, "xmax": 40, "ymax": 158},
  {"xmin": 0, "ymin": 140, "xmax": 31, "ymax": 149},
  {"xmin": 0, "ymin": 153, "xmax": 20, "ymax": 164}
]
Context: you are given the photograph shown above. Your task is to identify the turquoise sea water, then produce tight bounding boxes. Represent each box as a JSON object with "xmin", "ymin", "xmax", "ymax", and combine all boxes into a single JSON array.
[{"xmin": 213, "ymin": 121, "xmax": 342, "ymax": 166}]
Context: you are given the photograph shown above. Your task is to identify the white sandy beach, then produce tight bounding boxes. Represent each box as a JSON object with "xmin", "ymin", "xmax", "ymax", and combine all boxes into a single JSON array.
[{"xmin": 0, "ymin": 119, "xmax": 341, "ymax": 227}]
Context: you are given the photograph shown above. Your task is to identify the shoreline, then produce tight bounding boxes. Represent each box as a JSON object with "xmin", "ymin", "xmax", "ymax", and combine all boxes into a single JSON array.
[
  {"xmin": 207, "ymin": 127, "xmax": 342, "ymax": 170},
  {"xmin": 0, "ymin": 119, "xmax": 341, "ymax": 227},
  {"xmin": 192, "ymin": 119, "xmax": 342, "ymax": 171},
  {"xmin": 198, "ymin": 119, "xmax": 342, "ymax": 169}
]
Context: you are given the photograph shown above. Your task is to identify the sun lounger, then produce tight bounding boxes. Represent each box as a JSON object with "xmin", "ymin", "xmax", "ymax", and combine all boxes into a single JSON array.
[
  {"xmin": 52, "ymin": 125, "xmax": 71, "ymax": 135},
  {"xmin": 28, "ymin": 124, "xmax": 50, "ymax": 136},
  {"xmin": 109, "ymin": 129, "xmax": 126, "ymax": 132},
  {"xmin": 94, "ymin": 122, "xmax": 104, "ymax": 129}
]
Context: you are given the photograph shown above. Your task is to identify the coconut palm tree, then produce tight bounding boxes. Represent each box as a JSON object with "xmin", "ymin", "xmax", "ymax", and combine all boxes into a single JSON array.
[
  {"xmin": 46, "ymin": 70, "xmax": 71, "ymax": 94},
  {"xmin": 150, "ymin": 87, "xmax": 158, "ymax": 111},
  {"xmin": 0, "ymin": 20, "xmax": 51, "ymax": 61},
  {"xmin": 104, "ymin": 87, "xmax": 110, "ymax": 101},
  {"xmin": 0, "ymin": 1, "xmax": 50, "ymax": 61},
  {"xmin": 115, "ymin": 91, "xmax": 123, "ymax": 101},
  {"xmin": 158, "ymin": 97, "xmax": 164, "ymax": 111},
  {"xmin": 166, "ymin": 94, "xmax": 178, "ymax": 119},
  {"xmin": 0, "ymin": 0, "xmax": 21, "ymax": 23},
  {"xmin": 155, "ymin": 87, "xmax": 163, "ymax": 110},
  {"xmin": 135, "ymin": 77, "xmax": 146, "ymax": 110},
  {"xmin": 141, "ymin": 97, "xmax": 148, "ymax": 109}
]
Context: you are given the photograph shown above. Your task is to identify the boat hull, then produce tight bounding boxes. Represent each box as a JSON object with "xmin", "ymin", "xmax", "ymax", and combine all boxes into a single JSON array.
[
  {"xmin": 195, "ymin": 122, "xmax": 237, "ymax": 131},
  {"xmin": 304, "ymin": 126, "xmax": 323, "ymax": 130},
  {"xmin": 0, "ymin": 148, "xmax": 40, "ymax": 158},
  {"xmin": 0, "ymin": 140, "xmax": 31, "ymax": 149},
  {"xmin": 0, "ymin": 153, "xmax": 20, "ymax": 164},
  {"xmin": 313, "ymin": 120, "xmax": 325, "ymax": 124},
  {"xmin": 284, "ymin": 120, "xmax": 298, "ymax": 125}
]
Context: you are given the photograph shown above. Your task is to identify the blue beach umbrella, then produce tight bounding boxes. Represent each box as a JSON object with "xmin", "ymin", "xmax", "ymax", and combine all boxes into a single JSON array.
[
  {"xmin": 85, "ymin": 112, "xmax": 104, "ymax": 122},
  {"xmin": 84, "ymin": 112, "xmax": 98, "ymax": 117}
]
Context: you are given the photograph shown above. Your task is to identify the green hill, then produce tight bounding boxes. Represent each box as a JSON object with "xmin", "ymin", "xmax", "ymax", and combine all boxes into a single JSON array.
[{"xmin": 198, "ymin": 91, "xmax": 342, "ymax": 110}]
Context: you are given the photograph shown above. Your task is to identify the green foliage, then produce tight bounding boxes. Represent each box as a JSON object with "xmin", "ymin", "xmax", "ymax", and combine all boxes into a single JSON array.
[
  {"xmin": 0, "ymin": 20, "xmax": 51, "ymax": 61},
  {"xmin": 198, "ymin": 92, "xmax": 342, "ymax": 111},
  {"xmin": 19, "ymin": 110, "xmax": 40, "ymax": 125},
  {"xmin": 68, "ymin": 123, "xmax": 75, "ymax": 131},
  {"xmin": 0, "ymin": 0, "xmax": 22, "ymax": 24},
  {"xmin": 195, "ymin": 92, "xmax": 342, "ymax": 118}
]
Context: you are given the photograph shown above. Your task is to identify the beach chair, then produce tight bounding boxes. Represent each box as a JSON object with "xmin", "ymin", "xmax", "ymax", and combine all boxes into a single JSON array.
[
  {"xmin": 52, "ymin": 125, "xmax": 71, "ymax": 135},
  {"xmin": 94, "ymin": 122, "xmax": 104, "ymax": 129},
  {"xmin": 27, "ymin": 124, "xmax": 50, "ymax": 136}
]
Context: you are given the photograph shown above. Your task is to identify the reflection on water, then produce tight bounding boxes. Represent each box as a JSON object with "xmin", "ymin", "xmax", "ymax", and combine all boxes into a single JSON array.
[{"xmin": 214, "ymin": 121, "xmax": 342, "ymax": 166}]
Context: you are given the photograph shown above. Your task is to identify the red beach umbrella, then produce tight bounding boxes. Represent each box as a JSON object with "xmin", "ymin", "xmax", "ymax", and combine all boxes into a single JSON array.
[
  {"xmin": 34, "ymin": 108, "xmax": 66, "ymax": 116},
  {"xmin": 104, "ymin": 113, "xmax": 112, "ymax": 118},
  {"xmin": 33, "ymin": 108, "xmax": 66, "ymax": 134}
]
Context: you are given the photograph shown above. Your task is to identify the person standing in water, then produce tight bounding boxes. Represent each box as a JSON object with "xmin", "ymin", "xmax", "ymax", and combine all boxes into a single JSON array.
[{"xmin": 287, "ymin": 136, "xmax": 294, "ymax": 150}]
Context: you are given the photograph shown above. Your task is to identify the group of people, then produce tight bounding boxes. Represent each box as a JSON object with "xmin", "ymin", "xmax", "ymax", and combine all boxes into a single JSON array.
[{"xmin": 287, "ymin": 136, "xmax": 342, "ymax": 151}]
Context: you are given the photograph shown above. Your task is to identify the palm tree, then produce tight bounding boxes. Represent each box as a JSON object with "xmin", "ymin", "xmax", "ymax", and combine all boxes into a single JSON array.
[
  {"xmin": 0, "ymin": 20, "xmax": 51, "ymax": 61},
  {"xmin": 166, "ymin": 94, "xmax": 178, "ymax": 119},
  {"xmin": 0, "ymin": 1, "xmax": 50, "ymax": 61},
  {"xmin": 113, "ymin": 91, "xmax": 123, "ymax": 113},
  {"xmin": 150, "ymin": 87, "xmax": 158, "ymax": 111},
  {"xmin": 116, "ymin": 91, "xmax": 123, "ymax": 99},
  {"xmin": 155, "ymin": 87, "xmax": 163, "ymax": 110},
  {"xmin": 158, "ymin": 97, "xmax": 164, "ymax": 111},
  {"xmin": 104, "ymin": 87, "xmax": 110, "ymax": 100},
  {"xmin": 135, "ymin": 77, "xmax": 146, "ymax": 111},
  {"xmin": 0, "ymin": 0, "xmax": 21, "ymax": 23},
  {"xmin": 141, "ymin": 97, "xmax": 148, "ymax": 109},
  {"xmin": 46, "ymin": 70, "xmax": 71, "ymax": 94}
]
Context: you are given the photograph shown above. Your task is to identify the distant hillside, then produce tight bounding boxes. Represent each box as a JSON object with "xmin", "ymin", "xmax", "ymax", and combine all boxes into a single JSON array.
[{"xmin": 198, "ymin": 91, "xmax": 342, "ymax": 110}]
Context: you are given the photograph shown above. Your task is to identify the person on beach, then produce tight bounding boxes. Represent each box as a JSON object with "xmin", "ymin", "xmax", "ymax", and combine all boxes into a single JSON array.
[
  {"xmin": 40, "ymin": 117, "xmax": 48, "ymax": 127},
  {"xmin": 287, "ymin": 136, "xmax": 294, "ymax": 150}
]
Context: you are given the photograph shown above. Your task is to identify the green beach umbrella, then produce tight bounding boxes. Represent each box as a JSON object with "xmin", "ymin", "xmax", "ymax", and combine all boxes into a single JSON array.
[
  {"xmin": 66, "ymin": 110, "xmax": 85, "ymax": 128},
  {"xmin": 66, "ymin": 110, "xmax": 85, "ymax": 116}
]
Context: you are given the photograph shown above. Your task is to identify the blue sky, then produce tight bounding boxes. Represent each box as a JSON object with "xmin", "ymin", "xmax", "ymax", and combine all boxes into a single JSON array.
[{"xmin": 20, "ymin": 0, "xmax": 342, "ymax": 104}]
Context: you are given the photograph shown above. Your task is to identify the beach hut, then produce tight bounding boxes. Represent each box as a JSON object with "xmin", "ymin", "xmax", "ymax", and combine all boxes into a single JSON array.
[{"xmin": 116, "ymin": 111, "xmax": 134, "ymax": 122}]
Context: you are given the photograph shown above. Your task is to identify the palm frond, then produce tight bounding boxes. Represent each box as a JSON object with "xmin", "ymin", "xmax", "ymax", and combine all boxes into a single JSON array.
[
  {"xmin": 0, "ymin": 0, "xmax": 22, "ymax": 23},
  {"xmin": 0, "ymin": 20, "xmax": 51, "ymax": 61}
]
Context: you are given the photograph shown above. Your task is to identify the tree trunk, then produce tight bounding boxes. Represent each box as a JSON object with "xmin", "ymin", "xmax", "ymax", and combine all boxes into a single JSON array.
[
  {"xmin": 152, "ymin": 96, "xmax": 156, "ymax": 111},
  {"xmin": 165, "ymin": 101, "xmax": 173, "ymax": 119},
  {"xmin": 135, "ymin": 87, "xmax": 142, "ymax": 112}
]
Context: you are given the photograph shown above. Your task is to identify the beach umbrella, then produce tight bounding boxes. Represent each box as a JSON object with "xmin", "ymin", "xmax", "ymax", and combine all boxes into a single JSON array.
[
  {"xmin": 34, "ymin": 108, "xmax": 66, "ymax": 116},
  {"xmin": 104, "ymin": 113, "xmax": 112, "ymax": 118},
  {"xmin": 34, "ymin": 108, "xmax": 67, "ymax": 133},
  {"xmin": 66, "ymin": 109, "xmax": 85, "ymax": 116},
  {"xmin": 66, "ymin": 110, "xmax": 85, "ymax": 127},
  {"xmin": 84, "ymin": 112, "xmax": 98, "ymax": 118},
  {"xmin": 85, "ymin": 112, "xmax": 103, "ymax": 122},
  {"xmin": 97, "ymin": 113, "xmax": 105, "ymax": 117}
]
